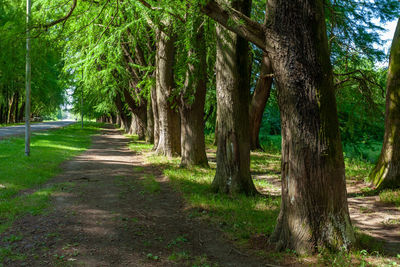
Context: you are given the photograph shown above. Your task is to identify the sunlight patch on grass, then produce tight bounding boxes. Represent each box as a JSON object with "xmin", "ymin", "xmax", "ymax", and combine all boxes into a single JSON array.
[
  {"xmin": 128, "ymin": 136, "xmax": 280, "ymax": 246},
  {"xmin": 141, "ymin": 174, "xmax": 160, "ymax": 193},
  {"xmin": 379, "ymin": 190, "xmax": 400, "ymax": 207},
  {"xmin": 345, "ymin": 158, "xmax": 373, "ymax": 181},
  {"xmin": 127, "ymin": 135, "xmax": 400, "ymax": 266},
  {"xmin": 0, "ymin": 122, "xmax": 103, "ymax": 233}
]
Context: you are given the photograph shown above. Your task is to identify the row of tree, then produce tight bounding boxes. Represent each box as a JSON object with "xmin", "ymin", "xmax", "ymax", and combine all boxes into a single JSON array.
[
  {"xmin": 4, "ymin": 0, "xmax": 399, "ymax": 255},
  {"xmin": 0, "ymin": 0, "xmax": 67, "ymax": 123}
]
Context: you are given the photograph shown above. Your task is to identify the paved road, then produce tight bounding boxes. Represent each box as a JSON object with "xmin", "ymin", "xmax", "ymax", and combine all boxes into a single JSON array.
[{"xmin": 0, "ymin": 121, "xmax": 75, "ymax": 139}]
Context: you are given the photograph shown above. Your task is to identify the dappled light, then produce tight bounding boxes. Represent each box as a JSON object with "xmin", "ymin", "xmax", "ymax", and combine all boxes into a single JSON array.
[{"xmin": 1, "ymin": 0, "xmax": 400, "ymax": 265}]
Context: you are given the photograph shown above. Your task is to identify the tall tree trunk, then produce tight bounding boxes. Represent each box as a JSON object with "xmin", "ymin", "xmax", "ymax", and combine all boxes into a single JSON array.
[
  {"xmin": 155, "ymin": 26, "xmax": 181, "ymax": 157},
  {"xmin": 115, "ymin": 92, "xmax": 130, "ymax": 133},
  {"xmin": 14, "ymin": 92, "xmax": 19, "ymax": 123},
  {"xmin": 116, "ymin": 114, "xmax": 121, "ymax": 127},
  {"xmin": 263, "ymin": 0, "xmax": 354, "ymax": 253},
  {"xmin": 249, "ymin": 54, "xmax": 273, "ymax": 150},
  {"xmin": 129, "ymin": 114, "xmax": 138, "ymax": 135},
  {"xmin": 18, "ymin": 102, "xmax": 25, "ymax": 122},
  {"xmin": 213, "ymin": 117, "xmax": 218, "ymax": 146},
  {"xmin": 179, "ymin": 20, "xmax": 208, "ymax": 167},
  {"xmin": 212, "ymin": 0, "xmax": 257, "ymax": 195},
  {"xmin": 151, "ymin": 85, "xmax": 160, "ymax": 150},
  {"xmin": 7, "ymin": 93, "xmax": 15, "ymax": 124},
  {"xmin": 0, "ymin": 104, "xmax": 3, "ymax": 123},
  {"xmin": 201, "ymin": 0, "xmax": 357, "ymax": 253},
  {"xmin": 369, "ymin": 19, "xmax": 400, "ymax": 189},
  {"xmin": 147, "ymin": 93, "xmax": 154, "ymax": 143},
  {"xmin": 111, "ymin": 113, "xmax": 117, "ymax": 124},
  {"xmin": 122, "ymin": 87, "xmax": 147, "ymax": 140}
]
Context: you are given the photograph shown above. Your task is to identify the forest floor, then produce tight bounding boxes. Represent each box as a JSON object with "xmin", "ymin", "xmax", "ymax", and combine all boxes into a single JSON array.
[
  {"xmin": 0, "ymin": 126, "xmax": 275, "ymax": 267},
  {"xmin": 1, "ymin": 125, "xmax": 400, "ymax": 266}
]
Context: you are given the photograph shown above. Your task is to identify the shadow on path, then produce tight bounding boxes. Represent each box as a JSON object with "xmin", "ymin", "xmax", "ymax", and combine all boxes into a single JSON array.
[{"xmin": 0, "ymin": 127, "xmax": 271, "ymax": 266}]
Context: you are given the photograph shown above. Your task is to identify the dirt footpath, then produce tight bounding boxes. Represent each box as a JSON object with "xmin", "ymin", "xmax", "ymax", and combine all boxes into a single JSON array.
[{"xmin": 1, "ymin": 127, "xmax": 270, "ymax": 267}]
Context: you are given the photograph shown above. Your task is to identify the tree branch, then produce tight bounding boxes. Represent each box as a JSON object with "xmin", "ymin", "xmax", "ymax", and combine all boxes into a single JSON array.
[
  {"xmin": 136, "ymin": 0, "xmax": 185, "ymax": 23},
  {"xmin": 43, "ymin": 0, "xmax": 78, "ymax": 29},
  {"xmin": 201, "ymin": 0, "xmax": 266, "ymax": 50}
]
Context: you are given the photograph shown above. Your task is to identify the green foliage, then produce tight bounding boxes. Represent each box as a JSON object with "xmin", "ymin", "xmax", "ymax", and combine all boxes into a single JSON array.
[
  {"xmin": 326, "ymin": 0, "xmax": 400, "ymax": 63},
  {"xmin": 0, "ymin": 0, "xmax": 67, "ymax": 122}
]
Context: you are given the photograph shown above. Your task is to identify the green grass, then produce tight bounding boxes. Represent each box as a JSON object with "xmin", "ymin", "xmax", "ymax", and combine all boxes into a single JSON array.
[
  {"xmin": 127, "ymin": 135, "xmax": 154, "ymax": 152},
  {"xmin": 379, "ymin": 190, "xmax": 400, "ymax": 207},
  {"xmin": 0, "ymin": 122, "xmax": 102, "ymax": 233},
  {"xmin": 141, "ymin": 174, "xmax": 160, "ymax": 193},
  {"xmin": 0, "ymin": 121, "xmax": 51, "ymax": 128},
  {"xmin": 128, "ymin": 137, "xmax": 280, "ymax": 247},
  {"xmin": 260, "ymin": 134, "xmax": 376, "ymax": 182},
  {"xmin": 0, "ymin": 122, "xmax": 26, "ymax": 128},
  {"xmin": 128, "ymin": 135, "xmax": 399, "ymax": 266},
  {"xmin": 345, "ymin": 158, "xmax": 373, "ymax": 181}
]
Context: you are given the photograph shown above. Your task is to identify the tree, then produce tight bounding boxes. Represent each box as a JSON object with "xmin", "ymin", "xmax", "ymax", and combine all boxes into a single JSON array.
[
  {"xmin": 203, "ymin": 0, "xmax": 354, "ymax": 253},
  {"xmin": 369, "ymin": 19, "xmax": 400, "ymax": 189},
  {"xmin": 249, "ymin": 53, "xmax": 273, "ymax": 150},
  {"xmin": 211, "ymin": 0, "xmax": 258, "ymax": 195},
  {"xmin": 154, "ymin": 23, "xmax": 181, "ymax": 157},
  {"xmin": 0, "ymin": 0, "xmax": 66, "ymax": 124},
  {"xmin": 179, "ymin": 15, "xmax": 209, "ymax": 167}
]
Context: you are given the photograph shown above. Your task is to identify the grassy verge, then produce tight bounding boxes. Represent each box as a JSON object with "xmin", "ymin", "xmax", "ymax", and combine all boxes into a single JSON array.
[
  {"xmin": 380, "ymin": 190, "xmax": 400, "ymax": 207},
  {"xmin": 128, "ymin": 135, "xmax": 400, "ymax": 266},
  {"xmin": 0, "ymin": 121, "xmax": 51, "ymax": 128},
  {"xmin": 0, "ymin": 122, "xmax": 26, "ymax": 128},
  {"xmin": 128, "ymin": 136, "xmax": 281, "ymax": 259},
  {"xmin": 0, "ymin": 122, "xmax": 103, "ymax": 233}
]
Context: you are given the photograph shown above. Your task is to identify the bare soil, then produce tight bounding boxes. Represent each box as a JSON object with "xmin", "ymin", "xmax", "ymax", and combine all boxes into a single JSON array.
[
  {"xmin": 0, "ymin": 127, "xmax": 275, "ymax": 267},
  {"xmin": 256, "ymin": 171, "xmax": 400, "ymax": 257}
]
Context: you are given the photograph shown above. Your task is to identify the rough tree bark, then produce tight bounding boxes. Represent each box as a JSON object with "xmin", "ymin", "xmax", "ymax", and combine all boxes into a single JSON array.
[
  {"xmin": 14, "ymin": 92, "xmax": 19, "ymax": 123},
  {"xmin": 179, "ymin": 20, "xmax": 208, "ymax": 167},
  {"xmin": 114, "ymin": 92, "xmax": 130, "ymax": 133},
  {"xmin": 155, "ymin": 25, "xmax": 181, "ymax": 157},
  {"xmin": 122, "ymin": 87, "xmax": 147, "ymax": 140},
  {"xmin": 116, "ymin": 114, "xmax": 121, "ymax": 126},
  {"xmin": 369, "ymin": 19, "xmax": 400, "ymax": 189},
  {"xmin": 203, "ymin": 0, "xmax": 354, "ymax": 253},
  {"xmin": 211, "ymin": 0, "xmax": 258, "ymax": 195},
  {"xmin": 249, "ymin": 54, "xmax": 273, "ymax": 150},
  {"xmin": 151, "ymin": 85, "xmax": 160, "ymax": 150},
  {"xmin": 120, "ymin": 41, "xmax": 149, "ymax": 140},
  {"xmin": 7, "ymin": 93, "xmax": 16, "ymax": 124},
  {"xmin": 267, "ymin": 0, "xmax": 353, "ymax": 252},
  {"xmin": 147, "ymin": 91, "xmax": 154, "ymax": 144}
]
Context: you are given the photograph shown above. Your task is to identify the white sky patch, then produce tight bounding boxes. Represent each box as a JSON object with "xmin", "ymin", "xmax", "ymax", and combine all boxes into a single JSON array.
[
  {"xmin": 382, "ymin": 20, "xmax": 398, "ymax": 53},
  {"xmin": 373, "ymin": 19, "xmax": 398, "ymax": 67}
]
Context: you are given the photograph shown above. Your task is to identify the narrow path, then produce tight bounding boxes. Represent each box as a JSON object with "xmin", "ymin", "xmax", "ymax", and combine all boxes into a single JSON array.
[
  {"xmin": 0, "ymin": 120, "xmax": 75, "ymax": 139},
  {"xmin": 1, "ymin": 127, "xmax": 269, "ymax": 266}
]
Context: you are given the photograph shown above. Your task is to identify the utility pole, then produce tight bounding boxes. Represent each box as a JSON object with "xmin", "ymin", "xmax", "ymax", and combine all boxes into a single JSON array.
[
  {"xmin": 25, "ymin": 0, "xmax": 31, "ymax": 156},
  {"xmin": 81, "ymin": 71, "xmax": 83, "ymax": 129}
]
